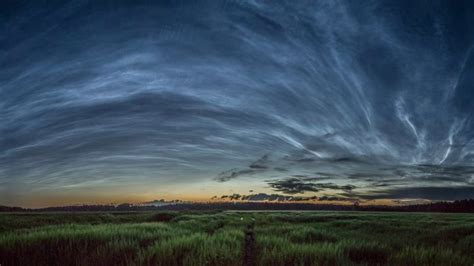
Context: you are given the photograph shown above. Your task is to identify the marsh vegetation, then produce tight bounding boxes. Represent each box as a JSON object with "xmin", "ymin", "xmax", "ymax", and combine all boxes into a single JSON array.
[{"xmin": 0, "ymin": 211, "xmax": 473, "ymax": 265}]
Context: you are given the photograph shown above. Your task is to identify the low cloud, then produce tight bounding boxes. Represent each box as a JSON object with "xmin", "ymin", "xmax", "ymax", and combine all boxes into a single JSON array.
[
  {"xmin": 268, "ymin": 178, "xmax": 321, "ymax": 194},
  {"xmin": 218, "ymin": 193, "xmax": 318, "ymax": 202},
  {"xmin": 215, "ymin": 154, "xmax": 270, "ymax": 182},
  {"xmin": 267, "ymin": 178, "xmax": 356, "ymax": 194},
  {"xmin": 358, "ymin": 186, "xmax": 474, "ymax": 201},
  {"xmin": 215, "ymin": 168, "xmax": 259, "ymax": 182},
  {"xmin": 220, "ymin": 194, "xmax": 242, "ymax": 200},
  {"xmin": 249, "ymin": 154, "xmax": 270, "ymax": 169},
  {"xmin": 216, "ymin": 193, "xmax": 357, "ymax": 202}
]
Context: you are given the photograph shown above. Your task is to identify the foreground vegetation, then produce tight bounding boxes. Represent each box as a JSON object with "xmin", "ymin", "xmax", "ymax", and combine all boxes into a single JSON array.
[{"xmin": 0, "ymin": 211, "xmax": 473, "ymax": 265}]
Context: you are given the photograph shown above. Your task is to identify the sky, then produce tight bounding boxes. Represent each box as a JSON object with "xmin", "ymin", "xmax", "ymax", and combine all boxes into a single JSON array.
[{"xmin": 1, "ymin": 0, "xmax": 474, "ymax": 208}]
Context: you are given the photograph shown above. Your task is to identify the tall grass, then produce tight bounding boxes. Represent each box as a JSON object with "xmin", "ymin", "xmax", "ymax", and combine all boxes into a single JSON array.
[
  {"xmin": 253, "ymin": 212, "xmax": 474, "ymax": 265},
  {"xmin": 137, "ymin": 230, "xmax": 244, "ymax": 266},
  {"xmin": 0, "ymin": 212, "xmax": 473, "ymax": 265}
]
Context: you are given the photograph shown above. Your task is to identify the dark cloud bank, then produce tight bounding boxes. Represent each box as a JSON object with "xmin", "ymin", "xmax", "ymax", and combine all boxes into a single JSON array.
[
  {"xmin": 1, "ymin": 0, "xmax": 474, "ymax": 204},
  {"xmin": 217, "ymin": 193, "xmax": 356, "ymax": 203}
]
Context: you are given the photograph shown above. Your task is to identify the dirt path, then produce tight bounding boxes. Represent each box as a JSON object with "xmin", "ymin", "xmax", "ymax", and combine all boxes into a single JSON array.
[{"xmin": 243, "ymin": 220, "xmax": 255, "ymax": 266}]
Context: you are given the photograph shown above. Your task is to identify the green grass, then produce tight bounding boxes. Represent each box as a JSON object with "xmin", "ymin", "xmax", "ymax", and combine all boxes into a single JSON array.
[{"xmin": 0, "ymin": 211, "xmax": 473, "ymax": 265}]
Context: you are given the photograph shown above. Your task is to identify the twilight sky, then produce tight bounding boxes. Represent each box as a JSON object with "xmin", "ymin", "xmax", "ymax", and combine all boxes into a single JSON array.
[{"xmin": 1, "ymin": 0, "xmax": 474, "ymax": 207}]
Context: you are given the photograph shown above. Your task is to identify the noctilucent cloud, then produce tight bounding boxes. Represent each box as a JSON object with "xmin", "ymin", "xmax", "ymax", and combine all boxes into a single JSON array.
[{"xmin": 1, "ymin": 0, "xmax": 474, "ymax": 207}]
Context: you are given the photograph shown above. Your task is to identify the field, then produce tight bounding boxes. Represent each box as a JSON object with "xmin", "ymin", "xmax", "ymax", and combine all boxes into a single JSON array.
[{"xmin": 0, "ymin": 211, "xmax": 473, "ymax": 265}]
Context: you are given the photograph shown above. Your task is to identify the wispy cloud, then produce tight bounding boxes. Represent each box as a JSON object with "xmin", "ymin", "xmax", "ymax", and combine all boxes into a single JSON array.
[{"xmin": 1, "ymin": 1, "xmax": 474, "ymax": 205}]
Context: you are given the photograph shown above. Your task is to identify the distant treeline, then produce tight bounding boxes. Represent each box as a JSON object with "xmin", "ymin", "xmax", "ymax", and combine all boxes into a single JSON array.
[
  {"xmin": 1, "ymin": 199, "xmax": 474, "ymax": 213},
  {"xmin": 0, "ymin": 199, "xmax": 474, "ymax": 212}
]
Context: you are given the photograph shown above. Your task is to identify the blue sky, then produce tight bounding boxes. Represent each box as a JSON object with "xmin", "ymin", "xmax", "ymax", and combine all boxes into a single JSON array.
[{"xmin": 1, "ymin": 0, "xmax": 474, "ymax": 207}]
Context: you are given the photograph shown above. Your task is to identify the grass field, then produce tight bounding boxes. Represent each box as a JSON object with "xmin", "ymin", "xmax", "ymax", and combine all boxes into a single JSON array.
[{"xmin": 0, "ymin": 211, "xmax": 473, "ymax": 265}]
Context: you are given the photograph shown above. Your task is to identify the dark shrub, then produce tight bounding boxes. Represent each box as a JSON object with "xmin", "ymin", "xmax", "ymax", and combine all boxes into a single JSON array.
[
  {"xmin": 344, "ymin": 243, "xmax": 389, "ymax": 265},
  {"xmin": 150, "ymin": 212, "xmax": 178, "ymax": 222}
]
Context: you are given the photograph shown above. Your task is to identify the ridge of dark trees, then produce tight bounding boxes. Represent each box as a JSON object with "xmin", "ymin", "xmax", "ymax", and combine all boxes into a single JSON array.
[{"xmin": 1, "ymin": 199, "xmax": 474, "ymax": 213}]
